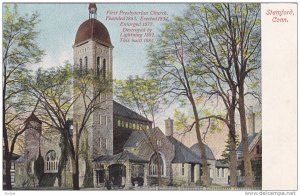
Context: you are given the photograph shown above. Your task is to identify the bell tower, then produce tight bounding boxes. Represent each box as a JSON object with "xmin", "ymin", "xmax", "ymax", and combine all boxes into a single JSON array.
[{"xmin": 73, "ymin": 3, "xmax": 113, "ymax": 158}]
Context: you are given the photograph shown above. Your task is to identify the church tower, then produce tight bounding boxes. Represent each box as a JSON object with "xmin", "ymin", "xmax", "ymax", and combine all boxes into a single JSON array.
[{"xmin": 73, "ymin": 3, "xmax": 113, "ymax": 158}]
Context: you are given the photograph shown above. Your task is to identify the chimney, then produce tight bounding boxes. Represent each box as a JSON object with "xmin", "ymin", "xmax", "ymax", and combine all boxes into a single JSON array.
[
  {"xmin": 165, "ymin": 118, "xmax": 174, "ymax": 137},
  {"xmin": 247, "ymin": 106, "xmax": 255, "ymax": 135}
]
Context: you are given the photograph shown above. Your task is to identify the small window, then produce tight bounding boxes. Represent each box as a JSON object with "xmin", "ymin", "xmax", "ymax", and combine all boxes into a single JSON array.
[
  {"xmin": 157, "ymin": 140, "xmax": 161, "ymax": 146},
  {"xmin": 85, "ymin": 56, "xmax": 88, "ymax": 72},
  {"xmin": 11, "ymin": 162, "xmax": 15, "ymax": 170},
  {"xmin": 11, "ymin": 175, "xmax": 15, "ymax": 183},
  {"xmin": 117, "ymin": 120, "xmax": 121, "ymax": 127},
  {"xmin": 105, "ymin": 139, "xmax": 108, "ymax": 149},
  {"xmin": 97, "ymin": 57, "xmax": 100, "ymax": 76},
  {"xmin": 181, "ymin": 163, "xmax": 185, "ymax": 176},
  {"xmin": 100, "ymin": 93, "xmax": 107, "ymax": 104},
  {"xmin": 125, "ymin": 122, "xmax": 128, "ymax": 128},
  {"xmin": 101, "ymin": 116, "xmax": 106, "ymax": 125},
  {"xmin": 102, "ymin": 59, "xmax": 106, "ymax": 79},
  {"xmin": 79, "ymin": 58, "xmax": 83, "ymax": 72}
]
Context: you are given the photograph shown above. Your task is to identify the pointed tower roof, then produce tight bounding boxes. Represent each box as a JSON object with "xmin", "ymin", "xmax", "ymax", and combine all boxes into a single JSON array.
[{"xmin": 24, "ymin": 113, "xmax": 42, "ymax": 124}]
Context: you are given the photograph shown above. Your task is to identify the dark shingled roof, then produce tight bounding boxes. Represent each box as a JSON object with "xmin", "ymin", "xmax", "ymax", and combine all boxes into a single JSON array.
[
  {"xmin": 190, "ymin": 143, "xmax": 216, "ymax": 160},
  {"xmin": 167, "ymin": 136, "xmax": 201, "ymax": 164},
  {"xmin": 74, "ymin": 18, "xmax": 112, "ymax": 47},
  {"xmin": 123, "ymin": 131, "xmax": 147, "ymax": 148},
  {"xmin": 3, "ymin": 150, "xmax": 20, "ymax": 161},
  {"xmin": 15, "ymin": 155, "xmax": 26, "ymax": 164},
  {"xmin": 113, "ymin": 101, "xmax": 152, "ymax": 123},
  {"xmin": 236, "ymin": 131, "xmax": 261, "ymax": 153},
  {"xmin": 94, "ymin": 150, "xmax": 148, "ymax": 163},
  {"xmin": 24, "ymin": 113, "xmax": 42, "ymax": 124},
  {"xmin": 216, "ymin": 160, "xmax": 229, "ymax": 168}
]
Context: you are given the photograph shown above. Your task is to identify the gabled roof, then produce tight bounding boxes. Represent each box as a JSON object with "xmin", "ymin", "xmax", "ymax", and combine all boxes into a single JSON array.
[
  {"xmin": 113, "ymin": 101, "xmax": 152, "ymax": 123},
  {"xmin": 24, "ymin": 113, "xmax": 42, "ymax": 124},
  {"xmin": 190, "ymin": 143, "xmax": 216, "ymax": 160},
  {"xmin": 123, "ymin": 131, "xmax": 147, "ymax": 148},
  {"xmin": 167, "ymin": 136, "xmax": 201, "ymax": 164},
  {"xmin": 236, "ymin": 131, "xmax": 262, "ymax": 154},
  {"xmin": 94, "ymin": 150, "xmax": 148, "ymax": 163}
]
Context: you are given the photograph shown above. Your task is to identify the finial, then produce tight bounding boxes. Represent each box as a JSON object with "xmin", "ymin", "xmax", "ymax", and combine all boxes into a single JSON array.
[{"xmin": 88, "ymin": 3, "xmax": 97, "ymax": 19}]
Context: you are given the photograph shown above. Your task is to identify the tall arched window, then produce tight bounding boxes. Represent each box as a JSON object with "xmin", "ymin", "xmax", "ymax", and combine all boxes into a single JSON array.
[
  {"xmin": 102, "ymin": 59, "xmax": 106, "ymax": 79},
  {"xmin": 79, "ymin": 58, "xmax": 83, "ymax": 73},
  {"xmin": 97, "ymin": 57, "xmax": 100, "ymax": 76},
  {"xmin": 149, "ymin": 153, "xmax": 164, "ymax": 176},
  {"xmin": 85, "ymin": 56, "xmax": 88, "ymax": 72}
]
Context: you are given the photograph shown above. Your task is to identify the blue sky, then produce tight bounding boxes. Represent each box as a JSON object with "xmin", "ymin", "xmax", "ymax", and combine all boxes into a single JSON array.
[
  {"xmin": 17, "ymin": 3, "xmax": 187, "ymax": 79},
  {"xmin": 9, "ymin": 3, "xmax": 262, "ymax": 157},
  {"xmin": 14, "ymin": 3, "xmax": 188, "ymax": 133}
]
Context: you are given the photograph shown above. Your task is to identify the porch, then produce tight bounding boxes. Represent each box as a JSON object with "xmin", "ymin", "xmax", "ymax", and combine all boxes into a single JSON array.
[{"xmin": 93, "ymin": 150, "xmax": 149, "ymax": 189}]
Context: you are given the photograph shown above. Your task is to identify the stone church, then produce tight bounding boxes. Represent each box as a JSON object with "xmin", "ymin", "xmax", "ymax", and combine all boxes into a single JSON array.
[{"xmin": 14, "ymin": 4, "xmax": 231, "ymax": 189}]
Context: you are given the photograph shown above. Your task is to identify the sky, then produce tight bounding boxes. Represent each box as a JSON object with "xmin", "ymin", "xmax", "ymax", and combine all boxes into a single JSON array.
[
  {"xmin": 12, "ymin": 3, "xmax": 261, "ymax": 158},
  {"xmin": 15, "ymin": 2, "xmax": 191, "ymax": 143},
  {"xmin": 17, "ymin": 3, "xmax": 187, "ymax": 79}
]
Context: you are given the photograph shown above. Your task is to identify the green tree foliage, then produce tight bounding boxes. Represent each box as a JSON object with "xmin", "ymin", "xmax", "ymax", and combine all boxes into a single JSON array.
[
  {"xmin": 115, "ymin": 76, "xmax": 166, "ymax": 186},
  {"xmin": 147, "ymin": 16, "xmax": 212, "ymax": 186},
  {"xmin": 147, "ymin": 3, "xmax": 261, "ymax": 187},
  {"xmin": 220, "ymin": 135, "xmax": 240, "ymax": 164},
  {"xmin": 2, "ymin": 4, "xmax": 44, "ymax": 190},
  {"xmin": 115, "ymin": 76, "xmax": 165, "ymax": 127},
  {"xmin": 28, "ymin": 64, "xmax": 110, "ymax": 190}
]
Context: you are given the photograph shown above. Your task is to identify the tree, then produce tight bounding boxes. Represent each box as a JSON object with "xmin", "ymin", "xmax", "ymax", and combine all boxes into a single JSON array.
[
  {"xmin": 115, "ymin": 76, "xmax": 166, "ymax": 127},
  {"xmin": 147, "ymin": 21, "xmax": 211, "ymax": 186},
  {"xmin": 34, "ymin": 150, "xmax": 44, "ymax": 185},
  {"xmin": 182, "ymin": 3, "xmax": 261, "ymax": 187},
  {"xmin": 28, "ymin": 64, "xmax": 110, "ymax": 190},
  {"xmin": 114, "ymin": 76, "xmax": 166, "ymax": 186},
  {"xmin": 220, "ymin": 135, "xmax": 240, "ymax": 164},
  {"xmin": 2, "ymin": 4, "xmax": 44, "ymax": 190}
]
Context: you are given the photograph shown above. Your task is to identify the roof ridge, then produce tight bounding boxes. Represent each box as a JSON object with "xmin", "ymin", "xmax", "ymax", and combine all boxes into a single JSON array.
[{"xmin": 113, "ymin": 100, "xmax": 152, "ymax": 122}]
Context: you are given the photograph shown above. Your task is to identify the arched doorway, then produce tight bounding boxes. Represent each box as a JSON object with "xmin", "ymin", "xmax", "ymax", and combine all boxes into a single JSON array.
[
  {"xmin": 108, "ymin": 164, "xmax": 126, "ymax": 187},
  {"xmin": 149, "ymin": 152, "xmax": 165, "ymax": 185}
]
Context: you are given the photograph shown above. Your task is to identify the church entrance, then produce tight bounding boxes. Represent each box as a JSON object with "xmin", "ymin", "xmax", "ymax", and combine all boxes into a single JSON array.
[{"xmin": 108, "ymin": 164, "xmax": 126, "ymax": 187}]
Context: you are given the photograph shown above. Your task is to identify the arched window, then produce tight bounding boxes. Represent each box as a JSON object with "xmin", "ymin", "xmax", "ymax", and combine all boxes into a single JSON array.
[
  {"xmin": 117, "ymin": 119, "xmax": 121, "ymax": 127},
  {"xmin": 85, "ymin": 56, "xmax": 88, "ymax": 72},
  {"xmin": 101, "ymin": 59, "xmax": 106, "ymax": 79},
  {"xmin": 45, "ymin": 150, "xmax": 58, "ymax": 172},
  {"xmin": 97, "ymin": 57, "xmax": 100, "ymax": 76},
  {"xmin": 256, "ymin": 145, "xmax": 260, "ymax": 154},
  {"xmin": 149, "ymin": 153, "xmax": 165, "ymax": 176},
  {"xmin": 79, "ymin": 58, "xmax": 83, "ymax": 73}
]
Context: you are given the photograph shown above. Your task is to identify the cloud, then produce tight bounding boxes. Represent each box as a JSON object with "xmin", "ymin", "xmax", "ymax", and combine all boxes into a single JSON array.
[{"xmin": 27, "ymin": 50, "xmax": 73, "ymax": 71}]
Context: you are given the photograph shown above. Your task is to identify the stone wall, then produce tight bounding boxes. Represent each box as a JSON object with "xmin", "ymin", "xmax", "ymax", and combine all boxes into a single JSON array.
[{"xmin": 130, "ymin": 128, "xmax": 175, "ymax": 179}]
